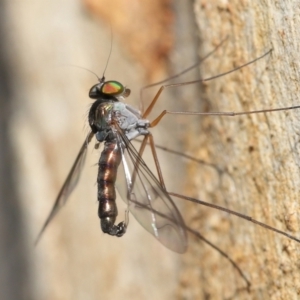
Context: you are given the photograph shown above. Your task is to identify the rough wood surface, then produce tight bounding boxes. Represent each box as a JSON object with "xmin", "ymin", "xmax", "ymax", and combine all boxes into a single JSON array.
[{"xmin": 179, "ymin": 1, "xmax": 300, "ymax": 299}]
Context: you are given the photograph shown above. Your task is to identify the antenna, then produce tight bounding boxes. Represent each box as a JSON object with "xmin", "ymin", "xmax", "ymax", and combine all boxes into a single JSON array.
[
  {"xmin": 62, "ymin": 64, "xmax": 101, "ymax": 81},
  {"xmin": 101, "ymin": 24, "xmax": 113, "ymax": 82}
]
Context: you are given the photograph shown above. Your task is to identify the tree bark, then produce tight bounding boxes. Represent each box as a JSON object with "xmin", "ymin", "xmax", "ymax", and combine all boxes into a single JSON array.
[
  {"xmin": 179, "ymin": 1, "xmax": 300, "ymax": 299},
  {"xmin": 7, "ymin": 0, "xmax": 300, "ymax": 299}
]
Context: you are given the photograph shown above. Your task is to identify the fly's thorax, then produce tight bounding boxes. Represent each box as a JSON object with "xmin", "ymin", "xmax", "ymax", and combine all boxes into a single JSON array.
[
  {"xmin": 112, "ymin": 102, "xmax": 138, "ymax": 130},
  {"xmin": 112, "ymin": 102, "xmax": 150, "ymax": 141},
  {"xmin": 89, "ymin": 97, "xmax": 150, "ymax": 144},
  {"xmin": 89, "ymin": 100, "xmax": 114, "ymax": 130},
  {"xmin": 88, "ymin": 100, "xmax": 116, "ymax": 142}
]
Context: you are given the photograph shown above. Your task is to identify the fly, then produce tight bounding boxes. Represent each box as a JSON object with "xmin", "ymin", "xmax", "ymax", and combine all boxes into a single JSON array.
[
  {"xmin": 36, "ymin": 76, "xmax": 187, "ymax": 253},
  {"xmin": 36, "ymin": 46, "xmax": 300, "ymax": 287}
]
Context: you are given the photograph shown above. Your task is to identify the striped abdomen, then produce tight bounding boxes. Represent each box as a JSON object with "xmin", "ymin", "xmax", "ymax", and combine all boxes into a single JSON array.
[{"xmin": 97, "ymin": 141, "xmax": 126, "ymax": 236}]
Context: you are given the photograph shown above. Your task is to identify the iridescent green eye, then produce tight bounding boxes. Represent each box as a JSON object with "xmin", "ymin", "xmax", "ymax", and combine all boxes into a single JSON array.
[{"xmin": 101, "ymin": 81, "xmax": 124, "ymax": 96}]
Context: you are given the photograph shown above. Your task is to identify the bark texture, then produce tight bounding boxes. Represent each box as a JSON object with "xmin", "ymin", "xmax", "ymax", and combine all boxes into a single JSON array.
[{"xmin": 179, "ymin": 1, "xmax": 300, "ymax": 299}]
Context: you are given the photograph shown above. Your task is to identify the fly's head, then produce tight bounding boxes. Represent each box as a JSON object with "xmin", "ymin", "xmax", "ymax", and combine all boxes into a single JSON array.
[{"xmin": 89, "ymin": 77, "xmax": 131, "ymax": 102}]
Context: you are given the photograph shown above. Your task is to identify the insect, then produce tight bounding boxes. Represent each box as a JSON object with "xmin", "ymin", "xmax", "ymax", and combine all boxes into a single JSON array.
[
  {"xmin": 36, "ymin": 46, "xmax": 300, "ymax": 289},
  {"xmin": 36, "ymin": 74, "xmax": 188, "ymax": 253}
]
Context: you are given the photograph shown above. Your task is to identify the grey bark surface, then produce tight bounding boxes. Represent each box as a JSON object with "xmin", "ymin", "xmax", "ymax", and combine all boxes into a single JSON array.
[{"xmin": 178, "ymin": 1, "xmax": 300, "ymax": 299}]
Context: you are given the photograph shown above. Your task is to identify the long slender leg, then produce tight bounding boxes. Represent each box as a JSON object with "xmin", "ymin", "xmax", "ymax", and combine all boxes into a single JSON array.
[
  {"xmin": 130, "ymin": 135, "xmax": 149, "ymax": 189},
  {"xmin": 186, "ymin": 226, "xmax": 251, "ymax": 291},
  {"xmin": 134, "ymin": 135, "xmax": 251, "ymax": 288},
  {"xmin": 142, "ymin": 51, "xmax": 271, "ymax": 119},
  {"xmin": 147, "ymin": 134, "xmax": 166, "ymax": 189},
  {"xmin": 149, "ymin": 105, "xmax": 300, "ymax": 127},
  {"xmin": 135, "ymin": 198, "xmax": 251, "ymax": 290},
  {"xmin": 133, "ymin": 138, "xmax": 224, "ymax": 175},
  {"xmin": 139, "ymin": 37, "xmax": 229, "ymax": 115},
  {"xmin": 132, "ymin": 133, "xmax": 166, "ymax": 189},
  {"xmin": 169, "ymin": 192, "xmax": 300, "ymax": 243}
]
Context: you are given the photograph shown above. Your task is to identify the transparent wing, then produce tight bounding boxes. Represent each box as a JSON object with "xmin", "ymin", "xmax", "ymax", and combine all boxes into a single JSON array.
[
  {"xmin": 115, "ymin": 127, "xmax": 187, "ymax": 253},
  {"xmin": 35, "ymin": 131, "xmax": 94, "ymax": 244}
]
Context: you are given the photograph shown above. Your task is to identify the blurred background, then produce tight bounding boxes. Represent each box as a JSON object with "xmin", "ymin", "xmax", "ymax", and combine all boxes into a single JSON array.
[{"xmin": 1, "ymin": 0, "xmax": 300, "ymax": 299}]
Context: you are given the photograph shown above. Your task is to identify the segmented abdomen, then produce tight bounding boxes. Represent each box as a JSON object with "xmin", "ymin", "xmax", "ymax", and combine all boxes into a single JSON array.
[{"xmin": 97, "ymin": 141, "xmax": 122, "ymax": 232}]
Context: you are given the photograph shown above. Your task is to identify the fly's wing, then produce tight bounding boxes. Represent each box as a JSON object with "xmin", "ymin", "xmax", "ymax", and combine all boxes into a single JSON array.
[
  {"xmin": 115, "ymin": 128, "xmax": 187, "ymax": 253},
  {"xmin": 35, "ymin": 131, "xmax": 94, "ymax": 244}
]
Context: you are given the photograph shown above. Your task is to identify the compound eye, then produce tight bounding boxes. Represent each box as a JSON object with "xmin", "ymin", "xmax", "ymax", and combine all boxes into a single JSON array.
[{"xmin": 101, "ymin": 81, "xmax": 124, "ymax": 96}]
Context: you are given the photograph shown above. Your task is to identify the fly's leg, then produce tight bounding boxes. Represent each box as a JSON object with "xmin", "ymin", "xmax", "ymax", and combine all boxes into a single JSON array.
[
  {"xmin": 150, "ymin": 105, "xmax": 300, "ymax": 127},
  {"xmin": 142, "ymin": 51, "xmax": 272, "ymax": 119},
  {"xmin": 133, "ymin": 139, "xmax": 224, "ymax": 176},
  {"xmin": 133, "ymin": 134, "xmax": 252, "ymax": 289},
  {"xmin": 140, "ymin": 49, "xmax": 300, "ymax": 127},
  {"xmin": 147, "ymin": 134, "xmax": 166, "ymax": 188},
  {"xmin": 139, "ymin": 37, "xmax": 228, "ymax": 113},
  {"xmin": 133, "ymin": 134, "xmax": 166, "ymax": 189}
]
